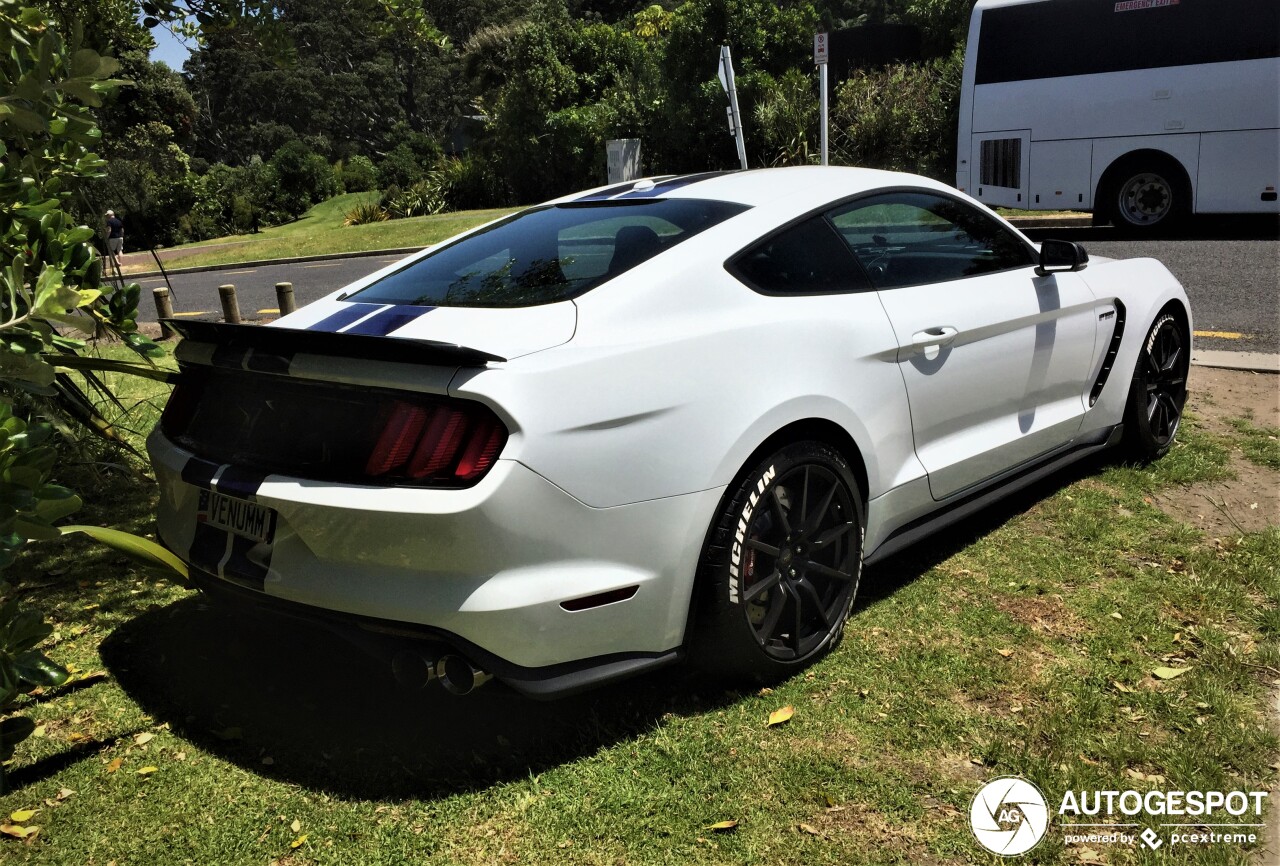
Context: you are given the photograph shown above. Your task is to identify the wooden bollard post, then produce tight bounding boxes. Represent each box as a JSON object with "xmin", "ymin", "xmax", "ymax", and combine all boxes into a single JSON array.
[
  {"xmin": 275, "ymin": 281, "xmax": 296, "ymax": 316},
  {"xmin": 152, "ymin": 287, "xmax": 176, "ymax": 340},
  {"xmin": 218, "ymin": 284, "xmax": 242, "ymax": 324}
]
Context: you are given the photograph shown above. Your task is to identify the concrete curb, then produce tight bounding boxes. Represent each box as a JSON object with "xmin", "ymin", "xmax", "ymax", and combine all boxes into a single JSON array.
[
  {"xmin": 119, "ymin": 246, "xmax": 422, "ymax": 281},
  {"xmin": 1005, "ymin": 215, "xmax": 1094, "ymax": 228},
  {"xmin": 1191, "ymin": 350, "xmax": 1280, "ymax": 374}
]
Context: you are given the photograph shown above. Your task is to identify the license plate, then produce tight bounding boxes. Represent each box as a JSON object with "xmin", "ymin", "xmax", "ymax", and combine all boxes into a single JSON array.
[{"xmin": 200, "ymin": 490, "xmax": 275, "ymax": 543}]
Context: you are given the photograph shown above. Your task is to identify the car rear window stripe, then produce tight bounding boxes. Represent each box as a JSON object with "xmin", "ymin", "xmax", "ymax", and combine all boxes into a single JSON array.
[
  {"xmin": 340, "ymin": 304, "xmax": 435, "ymax": 336},
  {"xmin": 304, "ymin": 302, "xmax": 387, "ymax": 333}
]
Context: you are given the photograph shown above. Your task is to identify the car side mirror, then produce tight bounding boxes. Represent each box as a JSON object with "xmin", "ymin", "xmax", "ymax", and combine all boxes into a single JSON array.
[{"xmin": 1036, "ymin": 239, "xmax": 1089, "ymax": 276}]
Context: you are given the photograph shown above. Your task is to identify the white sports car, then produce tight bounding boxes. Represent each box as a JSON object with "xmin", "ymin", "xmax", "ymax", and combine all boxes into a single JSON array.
[{"xmin": 150, "ymin": 167, "xmax": 1192, "ymax": 697}]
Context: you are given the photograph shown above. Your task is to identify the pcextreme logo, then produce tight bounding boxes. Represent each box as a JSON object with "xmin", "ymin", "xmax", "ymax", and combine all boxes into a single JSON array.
[{"xmin": 969, "ymin": 776, "xmax": 1271, "ymax": 855}]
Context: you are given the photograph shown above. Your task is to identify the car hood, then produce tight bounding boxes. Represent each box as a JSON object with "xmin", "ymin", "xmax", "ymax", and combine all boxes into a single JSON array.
[{"xmin": 271, "ymin": 299, "xmax": 578, "ymax": 361}]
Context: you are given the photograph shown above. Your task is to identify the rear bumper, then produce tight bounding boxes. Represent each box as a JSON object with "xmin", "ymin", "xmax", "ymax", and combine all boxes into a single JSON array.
[
  {"xmin": 148, "ymin": 429, "xmax": 722, "ymax": 673},
  {"xmin": 189, "ymin": 567, "xmax": 682, "ymax": 698}
]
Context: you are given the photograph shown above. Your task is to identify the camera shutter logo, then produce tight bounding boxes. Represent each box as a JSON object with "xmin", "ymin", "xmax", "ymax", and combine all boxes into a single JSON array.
[{"xmin": 970, "ymin": 777, "xmax": 1050, "ymax": 856}]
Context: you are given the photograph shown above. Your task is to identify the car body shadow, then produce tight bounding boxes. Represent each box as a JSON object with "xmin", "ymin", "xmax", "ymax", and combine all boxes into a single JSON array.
[{"xmin": 98, "ymin": 597, "xmax": 736, "ymax": 801}]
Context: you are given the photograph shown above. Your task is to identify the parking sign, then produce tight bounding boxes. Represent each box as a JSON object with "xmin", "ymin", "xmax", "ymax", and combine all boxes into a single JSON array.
[{"xmin": 814, "ymin": 32, "xmax": 828, "ymax": 65}]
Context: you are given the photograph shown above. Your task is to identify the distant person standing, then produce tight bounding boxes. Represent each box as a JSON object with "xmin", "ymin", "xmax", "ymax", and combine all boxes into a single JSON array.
[{"xmin": 104, "ymin": 209, "xmax": 124, "ymax": 270}]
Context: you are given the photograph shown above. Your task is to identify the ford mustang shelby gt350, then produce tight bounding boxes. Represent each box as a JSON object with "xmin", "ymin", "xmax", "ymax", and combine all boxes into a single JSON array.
[{"xmin": 150, "ymin": 166, "xmax": 1191, "ymax": 697}]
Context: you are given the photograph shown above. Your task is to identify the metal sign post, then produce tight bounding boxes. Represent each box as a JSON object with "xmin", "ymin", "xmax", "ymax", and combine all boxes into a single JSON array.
[
  {"xmin": 814, "ymin": 32, "xmax": 829, "ymax": 166},
  {"xmin": 718, "ymin": 45, "xmax": 748, "ymax": 170}
]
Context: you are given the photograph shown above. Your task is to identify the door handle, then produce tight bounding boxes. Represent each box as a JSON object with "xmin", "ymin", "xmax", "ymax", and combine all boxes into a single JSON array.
[{"xmin": 911, "ymin": 326, "xmax": 959, "ymax": 352}]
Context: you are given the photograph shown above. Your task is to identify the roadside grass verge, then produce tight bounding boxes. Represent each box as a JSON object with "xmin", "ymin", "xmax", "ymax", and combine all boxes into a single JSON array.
[
  {"xmin": 127, "ymin": 194, "xmax": 516, "ymax": 272},
  {"xmin": 0, "ymin": 378, "xmax": 1275, "ymax": 864},
  {"xmin": 1226, "ymin": 416, "xmax": 1280, "ymax": 471}
]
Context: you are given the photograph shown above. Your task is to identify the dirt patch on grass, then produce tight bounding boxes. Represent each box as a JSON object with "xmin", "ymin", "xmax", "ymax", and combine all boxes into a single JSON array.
[
  {"xmin": 992, "ymin": 593, "xmax": 1086, "ymax": 639},
  {"xmin": 811, "ymin": 803, "xmax": 965, "ymax": 865},
  {"xmin": 1154, "ymin": 367, "xmax": 1279, "ymax": 537}
]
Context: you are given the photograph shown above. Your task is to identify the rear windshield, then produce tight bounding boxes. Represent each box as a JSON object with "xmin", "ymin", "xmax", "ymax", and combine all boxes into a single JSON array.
[{"xmin": 350, "ymin": 198, "xmax": 750, "ymax": 307}]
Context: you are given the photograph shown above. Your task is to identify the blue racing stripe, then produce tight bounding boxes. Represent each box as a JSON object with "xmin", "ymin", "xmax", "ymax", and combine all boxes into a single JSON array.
[
  {"xmin": 220, "ymin": 529, "xmax": 272, "ymax": 591},
  {"xmin": 305, "ymin": 302, "xmax": 385, "ymax": 332},
  {"xmin": 181, "ymin": 456, "xmax": 220, "ymax": 490},
  {"xmin": 341, "ymin": 304, "xmax": 435, "ymax": 336},
  {"xmin": 214, "ymin": 466, "xmax": 269, "ymax": 500},
  {"xmin": 573, "ymin": 176, "xmax": 677, "ymax": 202},
  {"xmin": 613, "ymin": 171, "xmax": 736, "ymax": 199}
]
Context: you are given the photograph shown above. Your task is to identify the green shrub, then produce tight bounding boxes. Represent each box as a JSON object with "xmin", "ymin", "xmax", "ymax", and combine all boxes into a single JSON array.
[
  {"xmin": 830, "ymin": 47, "xmax": 964, "ymax": 181},
  {"xmin": 269, "ymin": 140, "xmax": 339, "ymax": 217},
  {"xmin": 384, "ymin": 179, "xmax": 446, "ymax": 219},
  {"xmin": 376, "ymin": 143, "xmax": 429, "ymax": 191},
  {"xmin": 343, "ymin": 201, "xmax": 389, "ymax": 226},
  {"xmin": 423, "ymin": 155, "xmax": 506, "ymax": 212},
  {"xmin": 337, "ymin": 155, "xmax": 379, "ymax": 193}
]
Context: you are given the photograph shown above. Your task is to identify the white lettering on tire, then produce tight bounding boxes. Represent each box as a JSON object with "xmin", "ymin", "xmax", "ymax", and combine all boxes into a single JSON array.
[{"xmin": 728, "ymin": 464, "xmax": 777, "ymax": 603}]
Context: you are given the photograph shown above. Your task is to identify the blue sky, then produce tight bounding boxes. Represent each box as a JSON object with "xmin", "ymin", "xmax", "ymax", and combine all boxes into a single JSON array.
[{"xmin": 147, "ymin": 20, "xmax": 193, "ymax": 70}]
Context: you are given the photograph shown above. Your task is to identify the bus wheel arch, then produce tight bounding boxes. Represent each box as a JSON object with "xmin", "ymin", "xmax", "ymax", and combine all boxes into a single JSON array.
[{"xmin": 1097, "ymin": 150, "xmax": 1192, "ymax": 234}]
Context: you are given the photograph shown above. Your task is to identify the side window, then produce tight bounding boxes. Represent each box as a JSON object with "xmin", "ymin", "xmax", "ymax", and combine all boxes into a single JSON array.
[
  {"xmin": 828, "ymin": 192, "xmax": 1035, "ymax": 289},
  {"xmin": 729, "ymin": 216, "xmax": 869, "ymax": 295}
]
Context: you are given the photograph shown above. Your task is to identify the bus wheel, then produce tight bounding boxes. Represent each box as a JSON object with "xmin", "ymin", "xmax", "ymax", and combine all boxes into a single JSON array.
[{"xmin": 1105, "ymin": 158, "xmax": 1189, "ymax": 235}]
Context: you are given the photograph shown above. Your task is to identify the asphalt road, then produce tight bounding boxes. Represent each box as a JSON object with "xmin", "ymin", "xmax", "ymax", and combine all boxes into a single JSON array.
[
  {"xmin": 1023, "ymin": 219, "xmax": 1279, "ymax": 354},
  {"xmin": 130, "ymin": 223, "xmax": 1279, "ymax": 353}
]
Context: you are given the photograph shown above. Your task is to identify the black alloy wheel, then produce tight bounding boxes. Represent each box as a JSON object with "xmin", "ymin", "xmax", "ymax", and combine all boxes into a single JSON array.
[
  {"xmin": 694, "ymin": 441, "xmax": 864, "ymax": 682},
  {"xmin": 1121, "ymin": 312, "xmax": 1189, "ymax": 461},
  {"xmin": 740, "ymin": 461, "xmax": 859, "ymax": 660}
]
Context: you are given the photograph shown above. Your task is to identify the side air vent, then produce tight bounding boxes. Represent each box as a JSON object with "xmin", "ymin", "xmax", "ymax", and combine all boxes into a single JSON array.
[
  {"xmin": 980, "ymin": 138, "xmax": 1022, "ymax": 189},
  {"xmin": 1089, "ymin": 300, "xmax": 1126, "ymax": 407}
]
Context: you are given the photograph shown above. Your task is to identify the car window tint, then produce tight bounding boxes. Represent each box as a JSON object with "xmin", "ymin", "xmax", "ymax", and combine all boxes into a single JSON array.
[
  {"xmin": 729, "ymin": 216, "xmax": 869, "ymax": 294},
  {"xmin": 352, "ymin": 199, "xmax": 749, "ymax": 308},
  {"xmin": 558, "ymin": 215, "xmax": 684, "ymax": 282},
  {"xmin": 828, "ymin": 192, "xmax": 1035, "ymax": 289}
]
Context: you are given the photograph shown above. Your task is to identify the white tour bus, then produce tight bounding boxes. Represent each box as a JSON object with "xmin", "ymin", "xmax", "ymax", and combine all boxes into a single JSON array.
[{"xmin": 956, "ymin": 0, "xmax": 1280, "ymax": 232}]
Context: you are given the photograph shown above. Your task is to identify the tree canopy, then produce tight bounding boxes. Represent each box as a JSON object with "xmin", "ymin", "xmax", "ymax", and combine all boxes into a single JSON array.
[{"xmin": 40, "ymin": 0, "xmax": 976, "ymax": 244}]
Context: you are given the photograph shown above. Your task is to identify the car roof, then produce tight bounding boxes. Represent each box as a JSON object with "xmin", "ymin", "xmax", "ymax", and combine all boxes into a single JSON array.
[{"xmin": 553, "ymin": 165, "xmax": 960, "ymax": 210}]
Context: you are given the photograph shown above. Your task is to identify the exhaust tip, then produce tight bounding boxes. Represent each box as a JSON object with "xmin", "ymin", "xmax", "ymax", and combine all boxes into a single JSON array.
[
  {"xmin": 436, "ymin": 654, "xmax": 492, "ymax": 695},
  {"xmin": 391, "ymin": 651, "xmax": 437, "ymax": 690}
]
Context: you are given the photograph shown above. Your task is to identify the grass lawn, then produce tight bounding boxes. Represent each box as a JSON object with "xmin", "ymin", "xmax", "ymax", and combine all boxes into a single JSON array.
[
  {"xmin": 131, "ymin": 193, "xmax": 517, "ymax": 272},
  {"xmin": 0, "ymin": 353, "xmax": 1276, "ymax": 864}
]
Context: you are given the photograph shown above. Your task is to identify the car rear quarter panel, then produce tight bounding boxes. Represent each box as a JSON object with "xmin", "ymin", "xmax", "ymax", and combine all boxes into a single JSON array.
[{"xmin": 449, "ymin": 217, "xmax": 922, "ymax": 511}]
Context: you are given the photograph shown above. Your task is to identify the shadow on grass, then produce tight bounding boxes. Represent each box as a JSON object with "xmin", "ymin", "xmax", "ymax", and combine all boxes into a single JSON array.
[
  {"xmin": 99, "ymin": 597, "xmax": 740, "ymax": 802},
  {"xmin": 857, "ymin": 453, "xmax": 1106, "ymax": 609},
  {"xmin": 91, "ymin": 454, "xmax": 1110, "ymax": 803}
]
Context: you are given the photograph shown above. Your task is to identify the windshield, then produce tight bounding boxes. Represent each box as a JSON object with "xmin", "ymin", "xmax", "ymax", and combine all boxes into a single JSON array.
[{"xmin": 350, "ymin": 198, "xmax": 749, "ymax": 308}]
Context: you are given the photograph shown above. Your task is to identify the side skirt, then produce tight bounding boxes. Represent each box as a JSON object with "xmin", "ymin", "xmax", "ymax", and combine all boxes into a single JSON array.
[{"xmin": 864, "ymin": 424, "xmax": 1123, "ymax": 566}]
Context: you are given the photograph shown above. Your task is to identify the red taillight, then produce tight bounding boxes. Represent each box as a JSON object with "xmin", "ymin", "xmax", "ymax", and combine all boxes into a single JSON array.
[
  {"xmin": 364, "ymin": 402, "xmax": 428, "ymax": 476},
  {"xmin": 406, "ymin": 408, "xmax": 465, "ymax": 477},
  {"xmin": 363, "ymin": 400, "xmax": 506, "ymax": 485},
  {"xmin": 455, "ymin": 416, "xmax": 505, "ymax": 480}
]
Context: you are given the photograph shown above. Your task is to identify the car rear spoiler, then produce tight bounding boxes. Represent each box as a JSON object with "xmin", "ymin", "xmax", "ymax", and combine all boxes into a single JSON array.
[{"xmin": 163, "ymin": 319, "xmax": 506, "ymax": 369}]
